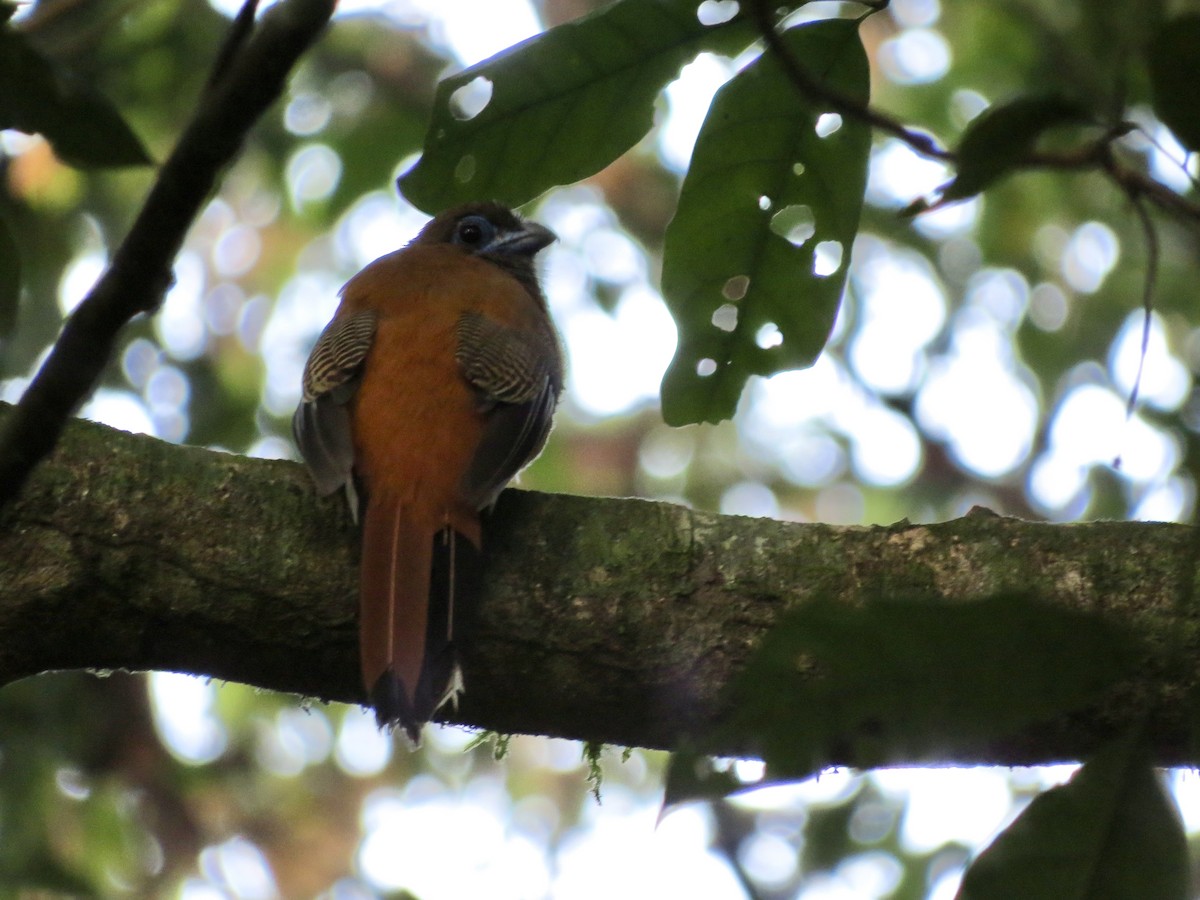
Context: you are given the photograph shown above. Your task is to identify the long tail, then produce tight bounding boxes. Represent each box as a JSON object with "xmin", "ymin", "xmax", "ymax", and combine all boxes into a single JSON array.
[{"xmin": 359, "ymin": 494, "xmax": 481, "ymax": 743}]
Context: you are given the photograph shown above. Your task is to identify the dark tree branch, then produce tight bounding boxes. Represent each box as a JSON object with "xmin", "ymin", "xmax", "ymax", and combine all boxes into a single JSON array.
[
  {"xmin": 0, "ymin": 0, "xmax": 334, "ymax": 509},
  {"xmin": 3, "ymin": 408, "xmax": 1200, "ymax": 766},
  {"xmin": 1029, "ymin": 138, "xmax": 1200, "ymax": 227}
]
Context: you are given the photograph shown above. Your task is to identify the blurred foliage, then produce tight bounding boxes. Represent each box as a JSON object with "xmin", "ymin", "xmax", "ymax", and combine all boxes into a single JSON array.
[
  {"xmin": 1148, "ymin": 13, "xmax": 1200, "ymax": 153},
  {"xmin": 958, "ymin": 731, "xmax": 1189, "ymax": 900},
  {"xmin": 714, "ymin": 594, "xmax": 1139, "ymax": 778},
  {"xmin": 1, "ymin": 0, "xmax": 1200, "ymax": 895}
]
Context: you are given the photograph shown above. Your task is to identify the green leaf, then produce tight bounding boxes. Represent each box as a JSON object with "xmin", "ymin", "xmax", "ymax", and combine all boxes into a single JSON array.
[
  {"xmin": 397, "ymin": 0, "xmax": 757, "ymax": 213},
  {"xmin": 940, "ymin": 95, "xmax": 1089, "ymax": 202},
  {"xmin": 1148, "ymin": 14, "xmax": 1200, "ymax": 153},
  {"xmin": 728, "ymin": 594, "xmax": 1139, "ymax": 778},
  {"xmin": 659, "ymin": 19, "xmax": 870, "ymax": 426},
  {"xmin": 0, "ymin": 214, "xmax": 18, "ymax": 337},
  {"xmin": 0, "ymin": 24, "xmax": 152, "ymax": 169},
  {"xmin": 958, "ymin": 731, "xmax": 1188, "ymax": 900}
]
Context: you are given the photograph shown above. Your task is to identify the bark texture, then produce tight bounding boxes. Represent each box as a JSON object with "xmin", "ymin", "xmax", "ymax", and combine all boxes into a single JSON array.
[{"xmin": 2, "ymin": 409, "xmax": 1198, "ymax": 765}]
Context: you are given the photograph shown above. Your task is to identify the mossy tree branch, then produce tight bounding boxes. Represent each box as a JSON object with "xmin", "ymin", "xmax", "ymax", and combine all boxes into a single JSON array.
[{"xmin": 2, "ymin": 408, "xmax": 1199, "ymax": 766}]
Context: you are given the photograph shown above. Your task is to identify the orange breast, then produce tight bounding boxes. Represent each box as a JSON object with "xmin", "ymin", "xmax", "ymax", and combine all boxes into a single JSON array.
[{"xmin": 341, "ymin": 244, "xmax": 546, "ymax": 532}]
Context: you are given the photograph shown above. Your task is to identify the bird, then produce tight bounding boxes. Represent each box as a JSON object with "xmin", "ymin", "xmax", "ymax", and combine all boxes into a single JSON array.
[{"xmin": 292, "ymin": 201, "xmax": 563, "ymax": 743}]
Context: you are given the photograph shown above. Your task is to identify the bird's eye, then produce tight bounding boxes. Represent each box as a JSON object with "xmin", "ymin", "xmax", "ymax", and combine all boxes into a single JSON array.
[{"xmin": 454, "ymin": 216, "xmax": 492, "ymax": 247}]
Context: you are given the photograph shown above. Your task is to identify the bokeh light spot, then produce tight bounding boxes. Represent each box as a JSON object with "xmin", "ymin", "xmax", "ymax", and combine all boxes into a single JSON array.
[
  {"xmin": 1061, "ymin": 221, "xmax": 1118, "ymax": 293},
  {"xmin": 284, "ymin": 91, "xmax": 332, "ymax": 136},
  {"xmin": 880, "ymin": 28, "xmax": 951, "ymax": 84},
  {"xmin": 286, "ymin": 143, "xmax": 342, "ymax": 208},
  {"xmin": 149, "ymin": 673, "xmax": 227, "ymax": 765}
]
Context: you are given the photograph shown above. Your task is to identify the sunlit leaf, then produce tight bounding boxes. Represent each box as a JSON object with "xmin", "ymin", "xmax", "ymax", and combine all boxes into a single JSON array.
[
  {"xmin": 397, "ymin": 0, "xmax": 758, "ymax": 213},
  {"xmin": 659, "ymin": 19, "xmax": 869, "ymax": 426},
  {"xmin": 1148, "ymin": 14, "xmax": 1200, "ymax": 153},
  {"xmin": 957, "ymin": 730, "xmax": 1188, "ymax": 900},
  {"xmin": 939, "ymin": 94, "xmax": 1089, "ymax": 203},
  {"xmin": 728, "ymin": 594, "xmax": 1139, "ymax": 778},
  {"xmin": 0, "ymin": 25, "xmax": 152, "ymax": 169},
  {"xmin": 0, "ymin": 215, "xmax": 18, "ymax": 337}
]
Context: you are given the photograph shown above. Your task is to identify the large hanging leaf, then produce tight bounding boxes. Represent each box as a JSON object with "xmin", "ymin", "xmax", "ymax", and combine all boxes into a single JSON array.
[
  {"xmin": 726, "ymin": 594, "xmax": 1139, "ymax": 779},
  {"xmin": 1148, "ymin": 14, "xmax": 1200, "ymax": 153},
  {"xmin": 958, "ymin": 731, "xmax": 1188, "ymax": 900},
  {"xmin": 398, "ymin": 0, "xmax": 759, "ymax": 213},
  {"xmin": 659, "ymin": 19, "xmax": 870, "ymax": 426},
  {"xmin": 0, "ymin": 24, "xmax": 151, "ymax": 169}
]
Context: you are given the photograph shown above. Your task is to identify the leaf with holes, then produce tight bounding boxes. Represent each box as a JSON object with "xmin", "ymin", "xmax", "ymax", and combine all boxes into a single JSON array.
[
  {"xmin": 0, "ymin": 25, "xmax": 151, "ymax": 169},
  {"xmin": 398, "ymin": 0, "xmax": 760, "ymax": 213},
  {"xmin": 940, "ymin": 94, "xmax": 1089, "ymax": 203},
  {"xmin": 728, "ymin": 594, "xmax": 1138, "ymax": 779},
  {"xmin": 957, "ymin": 731, "xmax": 1188, "ymax": 900},
  {"xmin": 1148, "ymin": 14, "xmax": 1200, "ymax": 153},
  {"xmin": 659, "ymin": 19, "xmax": 869, "ymax": 426}
]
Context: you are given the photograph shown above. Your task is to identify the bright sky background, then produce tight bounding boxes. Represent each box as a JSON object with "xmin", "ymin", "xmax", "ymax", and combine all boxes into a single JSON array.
[{"xmin": 6, "ymin": 0, "xmax": 1198, "ymax": 896}]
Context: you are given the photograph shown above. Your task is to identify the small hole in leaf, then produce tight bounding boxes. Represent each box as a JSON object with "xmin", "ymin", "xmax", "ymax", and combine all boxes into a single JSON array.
[
  {"xmin": 697, "ymin": 358, "xmax": 718, "ymax": 377},
  {"xmin": 696, "ymin": 0, "xmax": 739, "ymax": 25},
  {"xmin": 756, "ymin": 322, "xmax": 783, "ymax": 349},
  {"xmin": 813, "ymin": 240, "xmax": 844, "ymax": 276},
  {"xmin": 711, "ymin": 303, "xmax": 738, "ymax": 332},
  {"xmin": 722, "ymin": 275, "xmax": 750, "ymax": 301},
  {"xmin": 449, "ymin": 76, "xmax": 494, "ymax": 121},
  {"xmin": 769, "ymin": 205, "xmax": 815, "ymax": 247},
  {"xmin": 454, "ymin": 154, "xmax": 476, "ymax": 183},
  {"xmin": 793, "ymin": 162, "xmax": 805, "ymax": 176},
  {"xmin": 758, "ymin": 195, "xmax": 772, "ymax": 211},
  {"xmin": 815, "ymin": 113, "xmax": 843, "ymax": 138}
]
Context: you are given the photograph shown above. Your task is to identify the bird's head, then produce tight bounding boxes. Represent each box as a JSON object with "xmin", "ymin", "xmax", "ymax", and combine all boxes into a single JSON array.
[{"xmin": 414, "ymin": 201, "xmax": 556, "ymax": 260}]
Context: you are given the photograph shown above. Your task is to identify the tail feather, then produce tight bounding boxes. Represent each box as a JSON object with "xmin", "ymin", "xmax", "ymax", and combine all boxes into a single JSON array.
[{"xmin": 360, "ymin": 495, "xmax": 482, "ymax": 744}]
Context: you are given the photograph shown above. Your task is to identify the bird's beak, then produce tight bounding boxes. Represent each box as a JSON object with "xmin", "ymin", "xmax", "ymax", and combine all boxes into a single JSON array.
[{"xmin": 497, "ymin": 221, "xmax": 557, "ymax": 256}]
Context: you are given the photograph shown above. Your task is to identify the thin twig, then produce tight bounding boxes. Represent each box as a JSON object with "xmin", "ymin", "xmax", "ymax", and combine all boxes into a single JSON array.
[
  {"xmin": 750, "ymin": 0, "xmax": 954, "ymax": 161},
  {"xmin": 755, "ymin": 2, "xmax": 1200, "ymax": 231},
  {"xmin": 0, "ymin": 0, "xmax": 334, "ymax": 508},
  {"xmin": 207, "ymin": 0, "xmax": 262, "ymax": 89},
  {"xmin": 1122, "ymin": 196, "xmax": 1159, "ymax": 420},
  {"xmin": 1026, "ymin": 134, "xmax": 1200, "ymax": 226}
]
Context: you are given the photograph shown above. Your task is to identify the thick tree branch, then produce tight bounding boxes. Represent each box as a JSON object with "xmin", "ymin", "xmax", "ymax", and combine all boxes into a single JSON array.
[
  {"xmin": 0, "ymin": 0, "xmax": 334, "ymax": 509},
  {"xmin": 2, "ymin": 410, "xmax": 1200, "ymax": 766}
]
